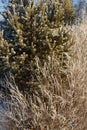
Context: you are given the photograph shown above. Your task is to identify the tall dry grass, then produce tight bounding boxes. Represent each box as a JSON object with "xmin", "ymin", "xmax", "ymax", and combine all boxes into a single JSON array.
[
  {"xmin": 0, "ymin": 19, "xmax": 87, "ymax": 130},
  {"xmin": 0, "ymin": 73, "xmax": 30, "ymax": 130}
]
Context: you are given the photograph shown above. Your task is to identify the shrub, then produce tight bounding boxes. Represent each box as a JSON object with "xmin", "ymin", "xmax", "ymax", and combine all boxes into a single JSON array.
[{"xmin": 0, "ymin": 0, "xmax": 75, "ymax": 89}]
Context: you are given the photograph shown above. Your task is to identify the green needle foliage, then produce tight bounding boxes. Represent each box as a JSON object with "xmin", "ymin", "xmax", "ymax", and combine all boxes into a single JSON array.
[
  {"xmin": 0, "ymin": 0, "xmax": 75, "ymax": 89},
  {"xmin": 0, "ymin": 32, "xmax": 10, "ymax": 74}
]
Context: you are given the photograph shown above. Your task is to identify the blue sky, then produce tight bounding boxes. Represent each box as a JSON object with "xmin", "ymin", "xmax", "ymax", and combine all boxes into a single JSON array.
[
  {"xmin": 73, "ymin": 0, "xmax": 87, "ymax": 5},
  {"xmin": 72, "ymin": 0, "xmax": 79, "ymax": 5},
  {"xmin": 0, "ymin": 0, "xmax": 8, "ymax": 20},
  {"xmin": 0, "ymin": 0, "xmax": 8, "ymax": 13}
]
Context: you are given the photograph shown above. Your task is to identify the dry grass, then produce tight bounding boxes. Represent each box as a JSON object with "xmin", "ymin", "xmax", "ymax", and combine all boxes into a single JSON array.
[
  {"xmin": 0, "ymin": 19, "xmax": 87, "ymax": 130},
  {"xmin": 0, "ymin": 73, "xmax": 30, "ymax": 130}
]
